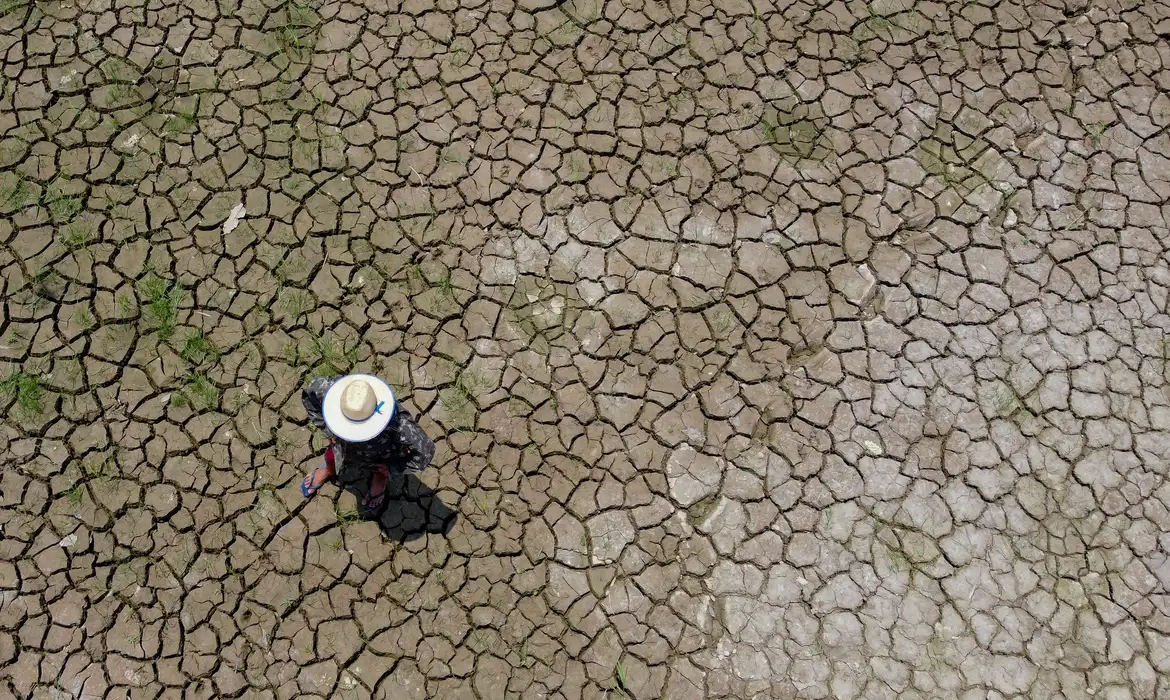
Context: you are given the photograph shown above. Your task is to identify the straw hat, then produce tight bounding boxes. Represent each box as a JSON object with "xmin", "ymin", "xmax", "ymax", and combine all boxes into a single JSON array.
[{"xmin": 322, "ymin": 374, "xmax": 395, "ymax": 442}]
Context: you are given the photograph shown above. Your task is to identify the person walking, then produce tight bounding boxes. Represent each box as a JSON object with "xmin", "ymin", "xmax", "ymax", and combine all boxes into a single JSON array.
[{"xmin": 298, "ymin": 374, "xmax": 435, "ymax": 512}]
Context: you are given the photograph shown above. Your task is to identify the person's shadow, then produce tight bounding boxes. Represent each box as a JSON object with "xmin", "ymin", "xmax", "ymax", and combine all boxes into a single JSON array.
[{"xmin": 336, "ymin": 469, "xmax": 457, "ymax": 543}]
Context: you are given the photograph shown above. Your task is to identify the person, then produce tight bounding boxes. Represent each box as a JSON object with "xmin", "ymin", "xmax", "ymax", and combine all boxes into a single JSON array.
[{"xmin": 299, "ymin": 374, "xmax": 435, "ymax": 511}]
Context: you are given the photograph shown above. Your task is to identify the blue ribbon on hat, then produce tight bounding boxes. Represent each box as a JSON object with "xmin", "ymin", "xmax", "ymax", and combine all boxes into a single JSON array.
[{"xmin": 350, "ymin": 401, "xmax": 384, "ymax": 423}]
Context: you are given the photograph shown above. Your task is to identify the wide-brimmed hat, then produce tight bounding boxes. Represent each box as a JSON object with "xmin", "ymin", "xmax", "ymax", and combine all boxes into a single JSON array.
[{"xmin": 322, "ymin": 374, "xmax": 395, "ymax": 442}]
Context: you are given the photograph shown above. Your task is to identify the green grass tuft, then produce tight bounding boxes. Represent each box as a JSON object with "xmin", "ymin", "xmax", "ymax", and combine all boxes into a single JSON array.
[
  {"xmin": 0, "ymin": 174, "xmax": 38, "ymax": 211},
  {"xmin": 67, "ymin": 485, "xmax": 84, "ymax": 507},
  {"xmin": 43, "ymin": 181, "xmax": 83, "ymax": 222},
  {"xmin": 182, "ymin": 373, "xmax": 219, "ymax": 410},
  {"xmin": 60, "ymin": 221, "xmax": 91, "ymax": 251},
  {"xmin": 138, "ymin": 276, "xmax": 184, "ymax": 338},
  {"xmin": 0, "ymin": 369, "xmax": 44, "ymax": 416},
  {"xmin": 309, "ymin": 332, "xmax": 358, "ymax": 375},
  {"xmin": 0, "ymin": 0, "xmax": 30, "ymax": 19},
  {"xmin": 180, "ymin": 329, "xmax": 218, "ymax": 365},
  {"xmin": 278, "ymin": 288, "xmax": 312, "ymax": 318}
]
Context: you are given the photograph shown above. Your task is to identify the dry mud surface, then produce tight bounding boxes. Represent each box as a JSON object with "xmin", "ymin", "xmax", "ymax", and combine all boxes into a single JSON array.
[{"xmin": 3, "ymin": 0, "xmax": 1170, "ymax": 698}]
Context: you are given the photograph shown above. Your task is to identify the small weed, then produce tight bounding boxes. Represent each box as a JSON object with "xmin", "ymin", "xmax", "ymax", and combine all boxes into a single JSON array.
[
  {"xmin": 615, "ymin": 660, "xmax": 629, "ymax": 693},
  {"xmin": 138, "ymin": 276, "xmax": 184, "ymax": 338},
  {"xmin": 82, "ymin": 451, "xmax": 116, "ymax": 478},
  {"xmin": 471, "ymin": 491, "xmax": 491, "ymax": 516},
  {"xmin": 275, "ymin": 256, "xmax": 308, "ymax": 282},
  {"xmin": 180, "ymin": 329, "xmax": 217, "ymax": 365},
  {"xmin": 75, "ymin": 306, "xmax": 95, "ymax": 330},
  {"xmin": 117, "ymin": 293, "xmax": 135, "ymax": 317},
  {"xmin": 335, "ymin": 504, "xmax": 362, "ymax": 528},
  {"xmin": 442, "ymin": 368, "xmax": 486, "ymax": 418},
  {"xmin": 1086, "ymin": 122, "xmax": 1106, "ymax": 147},
  {"xmin": 43, "ymin": 181, "xmax": 83, "ymax": 222},
  {"xmin": 514, "ymin": 640, "xmax": 529, "ymax": 665},
  {"xmin": 163, "ymin": 108, "xmax": 198, "ymax": 137},
  {"xmin": 182, "ymin": 373, "xmax": 219, "ymax": 410},
  {"xmin": 102, "ymin": 60, "xmax": 138, "ymax": 104},
  {"xmin": 278, "ymin": 288, "xmax": 312, "ymax": 318},
  {"xmin": 309, "ymin": 332, "xmax": 358, "ymax": 375},
  {"xmin": 66, "ymin": 485, "xmax": 84, "ymax": 507},
  {"xmin": 440, "ymin": 145, "xmax": 466, "ymax": 165},
  {"xmin": 435, "ymin": 269, "xmax": 457, "ymax": 303},
  {"xmin": 760, "ymin": 102, "xmax": 831, "ymax": 162},
  {"xmin": 447, "ymin": 46, "xmax": 468, "ymax": 69},
  {"xmin": 0, "ymin": 369, "xmax": 44, "ymax": 416},
  {"xmin": 272, "ymin": 0, "xmax": 319, "ymax": 64},
  {"xmin": 0, "ymin": 0, "xmax": 32, "ymax": 17},
  {"xmin": 666, "ymin": 92, "xmax": 692, "ymax": 115},
  {"xmin": 283, "ymin": 341, "xmax": 305, "ymax": 368},
  {"xmin": 1, "ymin": 174, "xmax": 38, "ymax": 210},
  {"xmin": 710, "ymin": 310, "xmax": 736, "ymax": 334},
  {"xmin": 60, "ymin": 358, "xmax": 83, "ymax": 382},
  {"xmin": 60, "ymin": 221, "xmax": 91, "ymax": 251}
]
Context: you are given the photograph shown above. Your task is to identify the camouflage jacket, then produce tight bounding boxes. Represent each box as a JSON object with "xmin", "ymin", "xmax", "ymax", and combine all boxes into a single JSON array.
[{"xmin": 301, "ymin": 376, "xmax": 435, "ymax": 474}]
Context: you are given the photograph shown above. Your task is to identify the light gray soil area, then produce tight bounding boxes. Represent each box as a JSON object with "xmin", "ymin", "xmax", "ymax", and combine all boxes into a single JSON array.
[{"xmin": 4, "ymin": 0, "xmax": 1170, "ymax": 698}]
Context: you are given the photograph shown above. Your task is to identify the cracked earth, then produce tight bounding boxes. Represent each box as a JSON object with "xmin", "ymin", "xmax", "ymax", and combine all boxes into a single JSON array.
[{"xmin": 3, "ymin": 0, "xmax": 1170, "ymax": 698}]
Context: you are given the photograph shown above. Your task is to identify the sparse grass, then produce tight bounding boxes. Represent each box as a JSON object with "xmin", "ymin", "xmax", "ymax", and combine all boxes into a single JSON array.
[
  {"xmin": 75, "ymin": 306, "xmax": 95, "ymax": 330},
  {"xmin": 138, "ymin": 276, "xmax": 184, "ymax": 338},
  {"xmin": 0, "ymin": 369, "xmax": 44, "ymax": 416},
  {"xmin": 66, "ymin": 485, "xmax": 84, "ymax": 507},
  {"xmin": 271, "ymin": 0, "xmax": 320, "ymax": 64},
  {"xmin": 0, "ymin": 173, "xmax": 38, "ymax": 210},
  {"xmin": 1086, "ymin": 122, "xmax": 1106, "ymax": 147},
  {"xmin": 760, "ymin": 103, "xmax": 831, "ymax": 162},
  {"xmin": 615, "ymin": 660, "xmax": 630, "ymax": 696},
  {"xmin": 308, "ymin": 331, "xmax": 358, "ymax": 375},
  {"xmin": 43, "ymin": 180, "xmax": 83, "ymax": 222},
  {"xmin": 469, "ymin": 629, "xmax": 489, "ymax": 651},
  {"xmin": 60, "ymin": 221, "xmax": 91, "ymax": 251},
  {"xmin": 442, "ymin": 368, "xmax": 486, "ymax": 419},
  {"xmin": 0, "ymin": 0, "xmax": 31, "ymax": 18},
  {"xmin": 440, "ymin": 145, "xmax": 466, "ymax": 164},
  {"xmin": 710, "ymin": 310, "xmax": 736, "ymax": 334},
  {"xmin": 987, "ymin": 386, "xmax": 1035, "ymax": 423},
  {"xmin": 60, "ymin": 358, "xmax": 83, "ymax": 383},
  {"xmin": 470, "ymin": 491, "xmax": 491, "ymax": 516},
  {"xmin": 275, "ymin": 256, "xmax": 307, "ymax": 282},
  {"xmin": 278, "ymin": 288, "xmax": 313, "ymax": 318},
  {"xmin": 174, "ymin": 373, "xmax": 218, "ymax": 410},
  {"xmin": 446, "ymin": 46, "xmax": 468, "ymax": 69},
  {"xmin": 116, "ymin": 293, "xmax": 135, "ymax": 318},
  {"xmin": 435, "ymin": 269, "xmax": 457, "ymax": 303},
  {"xmin": 82, "ymin": 451, "xmax": 116, "ymax": 479},
  {"xmin": 180, "ymin": 329, "xmax": 217, "ymax": 365},
  {"xmin": 335, "ymin": 503, "xmax": 362, "ymax": 527},
  {"xmin": 512, "ymin": 639, "xmax": 529, "ymax": 666},
  {"xmin": 102, "ymin": 59, "xmax": 137, "ymax": 104},
  {"xmin": 163, "ymin": 107, "xmax": 198, "ymax": 137}
]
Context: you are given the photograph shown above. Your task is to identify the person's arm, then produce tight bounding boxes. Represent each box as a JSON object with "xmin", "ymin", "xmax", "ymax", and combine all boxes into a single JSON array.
[
  {"xmin": 301, "ymin": 377, "xmax": 335, "ymax": 430},
  {"xmin": 391, "ymin": 409, "xmax": 435, "ymax": 472}
]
